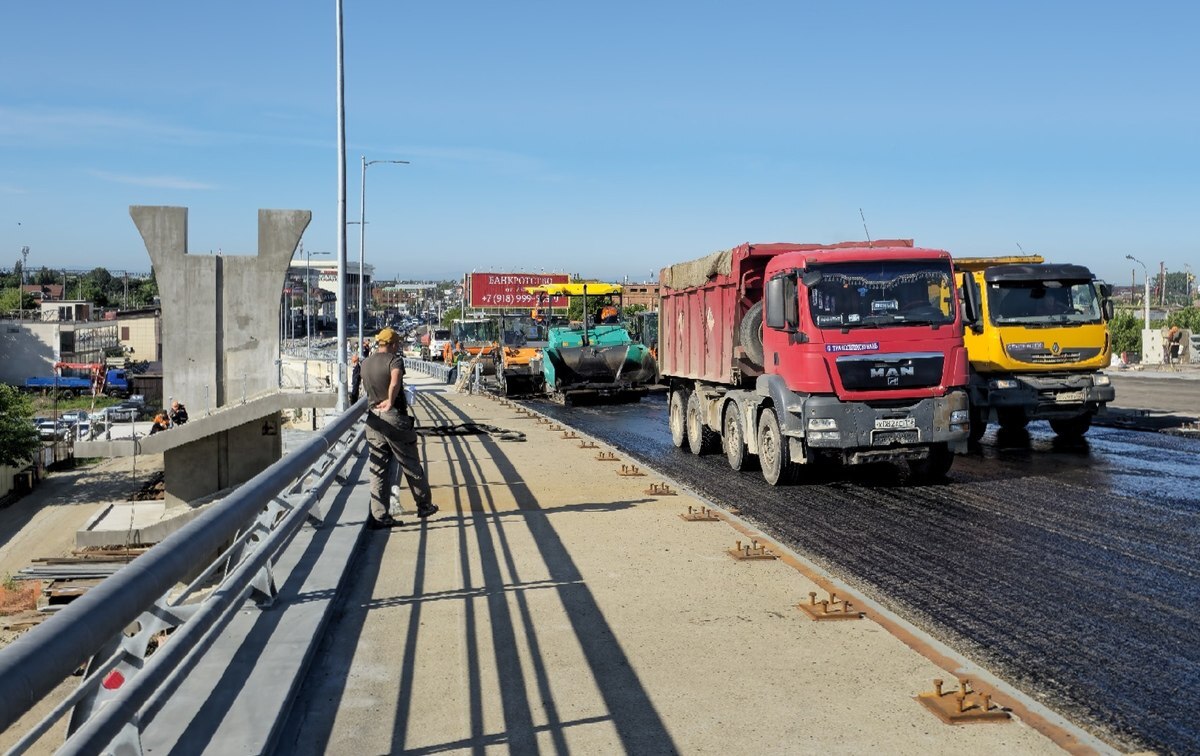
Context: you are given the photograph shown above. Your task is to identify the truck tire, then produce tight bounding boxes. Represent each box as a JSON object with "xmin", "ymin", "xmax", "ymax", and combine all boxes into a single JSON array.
[
  {"xmin": 669, "ymin": 389, "xmax": 690, "ymax": 450},
  {"xmin": 996, "ymin": 408, "xmax": 1029, "ymax": 430},
  {"xmin": 739, "ymin": 301, "xmax": 765, "ymax": 367},
  {"xmin": 60, "ymin": 389, "xmax": 75, "ymax": 400},
  {"xmin": 757, "ymin": 408, "xmax": 794, "ymax": 485},
  {"xmin": 1050, "ymin": 411, "xmax": 1093, "ymax": 438},
  {"xmin": 686, "ymin": 391, "xmax": 718, "ymax": 455},
  {"xmin": 907, "ymin": 443, "xmax": 954, "ymax": 482},
  {"xmin": 723, "ymin": 402, "xmax": 757, "ymax": 472},
  {"xmin": 968, "ymin": 404, "xmax": 987, "ymax": 443}
]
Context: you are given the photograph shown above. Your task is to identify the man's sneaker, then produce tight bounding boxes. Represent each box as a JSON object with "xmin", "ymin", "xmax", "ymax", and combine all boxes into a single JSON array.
[
  {"xmin": 416, "ymin": 503, "xmax": 439, "ymax": 519},
  {"xmin": 369, "ymin": 514, "xmax": 404, "ymax": 530}
]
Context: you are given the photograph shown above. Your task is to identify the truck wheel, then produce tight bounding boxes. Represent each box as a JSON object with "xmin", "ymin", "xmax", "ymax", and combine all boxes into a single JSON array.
[
  {"xmin": 968, "ymin": 404, "xmax": 987, "ymax": 443},
  {"xmin": 686, "ymin": 392, "xmax": 717, "ymax": 455},
  {"xmin": 1050, "ymin": 412, "xmax": 1093, "ymax": 438},
  {"xmin": 60, "ymin": 389, "xmax": 75, "ymax": 400},
  {"xmin": 907, "ymin": 443, "xmax": 954, "ymax": 482},
  {"xmin": 739, "ymin": 301, "xmax": 765, "ymax": 367},
  {"xmin": 757, "ymin": 409, "xmax": 793, "ymax": 485},
  {"xmin": 669, "ymin": 389, "xmax": 690, "ymax": 450},
  {"xmin": 996, "ymin": 408, "xmax": 1028, "ymax": 430},
  {"xmin": 723, "ymin": 403, "xmax": 756, "ymax": 471}
]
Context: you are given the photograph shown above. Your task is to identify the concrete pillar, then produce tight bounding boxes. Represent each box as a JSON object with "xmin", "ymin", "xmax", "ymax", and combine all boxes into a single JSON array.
[{"xmin": 129, "ymin": 207, "xmax": 310, "ymax": 507}]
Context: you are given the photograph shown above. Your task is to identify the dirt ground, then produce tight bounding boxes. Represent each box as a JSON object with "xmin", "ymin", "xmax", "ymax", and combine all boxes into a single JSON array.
[{"xmin": 0, "ymin": 453, "xmax": 164, "ymax": 648}]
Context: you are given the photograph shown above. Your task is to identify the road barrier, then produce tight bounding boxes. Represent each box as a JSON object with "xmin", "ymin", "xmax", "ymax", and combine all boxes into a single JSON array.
[
  {"xmin": 0, "ymin": 399, "xmax": 368, "ymax": 755},
  {"xmin": 404, "ymin": 358, "xmax": 456, "ymax": 383}
]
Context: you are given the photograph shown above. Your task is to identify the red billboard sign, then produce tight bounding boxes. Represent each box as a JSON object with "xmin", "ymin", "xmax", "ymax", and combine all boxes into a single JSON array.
[{"xmin": 468, "ymin": 272, "xmax": 570, "ymax": 309}]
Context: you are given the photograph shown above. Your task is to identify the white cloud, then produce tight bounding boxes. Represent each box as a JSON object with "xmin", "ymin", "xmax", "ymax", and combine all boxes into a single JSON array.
[
  {"xmin": 0, "ymin": 106, "xmax": 239, "ymax": 147},
  {"xmin": 89, "ymin": 171, "xmax": 217, "ymax": 190},
  {"xmin": 0, "ymin": 184, "xmax": 26, "ymax": 194}
]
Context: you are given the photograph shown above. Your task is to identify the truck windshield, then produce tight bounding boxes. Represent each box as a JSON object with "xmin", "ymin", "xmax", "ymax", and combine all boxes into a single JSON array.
[
  {"xmin": 451, "ymin": 321, "xmax": 496, "ymax": 343},
  {"xmin": 807, "ymin": 260, "xmax": 956, "ymax": 329},
  {"xmin": 987, "ymin": 280, "xmax": 1101, "ymax": 326},
  {"xmin": 498, "ymin": 317, "xmax": 546, "ymax": 347}
]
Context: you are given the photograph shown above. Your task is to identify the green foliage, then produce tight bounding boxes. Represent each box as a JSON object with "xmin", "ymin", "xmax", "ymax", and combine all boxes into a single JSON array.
[
  {"xmin": 0, "ymin": 288, "xmax": 35, "ymax": 311},
  {"xmin": 0, "ymin": 385, "xmax": 41, "ymax": 468},
  {"xmin": 1166, "ymin": 306, "xmax": 1200, "ymax": 332},
  {"xmin": 1108, "ymin": 310, "xmax": 1142, "ymax": 356},
  {"xmin": 441, "ymin": 306, "xmax": 462, "ymax": 328}
]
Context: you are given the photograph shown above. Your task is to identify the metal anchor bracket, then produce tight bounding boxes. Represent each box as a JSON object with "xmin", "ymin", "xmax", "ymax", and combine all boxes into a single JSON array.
[
  {"xmin": 595, "ymin": 451, "xmax": 619, "ymax": 461},
  {"xmin": 680, "ymin": 505, "xmax": 721, "ymax": 522},
  {"xmin": 915, "ymin": 678, "xmax": 1010, "ymax": 724},
  {"xmin": 579, "ymin": 440, "xmax": 598, "ymax": 449},
  {"xmin": 726, "ymin": 539, "xmax": 777, "ymax": 561},
  {"xmin": 797, "ymin": 591, "xmax": 864, "ymax": 621},
  {"xmin": 617, "ymin": 464, "xmax": 645, "ymax": 477},
  {"xmin": 560, "ymin": 430, "xmax": 579, "ymax": 439},
  {"xmin": 648, "ymin": 483, "xmax": 678, "ymax": 497}
]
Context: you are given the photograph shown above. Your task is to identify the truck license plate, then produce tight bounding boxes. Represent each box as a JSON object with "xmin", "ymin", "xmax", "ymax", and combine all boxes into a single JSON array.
[
  {"xmin": 1055, "ymin": 390, "xmax": 1085, "ymax": 403},
  {"xmin": 874, "ymin": 417, "xmax": 916, "ymax": 429}
]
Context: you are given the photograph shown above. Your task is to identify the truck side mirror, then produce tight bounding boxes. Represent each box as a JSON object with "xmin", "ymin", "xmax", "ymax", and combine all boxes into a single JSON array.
[
  {"xmin": 1098, "ymin": 282, "xmax": 1113, "ymax": 299},
  {"xmin": 960, "ymin": 274, "xmax": 981, "ymax": 327},
  {"xmin": 1102, "ymin": 299, "xmax": 1115, "ymax": 321}
]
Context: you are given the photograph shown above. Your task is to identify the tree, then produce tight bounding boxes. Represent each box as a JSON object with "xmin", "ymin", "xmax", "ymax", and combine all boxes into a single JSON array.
[
  {"xmin": 0, "ymin": 384, "xmax": 41, "ymax": 468},
  {"xmin": 1108, "ymin": 310, "xmax": 1143, "ymax": 357},
  {"xmin": 0, "ymin": 288, "xmax": 35, "ymax": 312}
]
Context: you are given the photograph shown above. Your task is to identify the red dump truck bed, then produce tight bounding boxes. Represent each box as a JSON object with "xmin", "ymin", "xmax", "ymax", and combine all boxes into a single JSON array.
[{"xmin": 659, "ymin": 240, "xmax": 916, "ymax": 386}]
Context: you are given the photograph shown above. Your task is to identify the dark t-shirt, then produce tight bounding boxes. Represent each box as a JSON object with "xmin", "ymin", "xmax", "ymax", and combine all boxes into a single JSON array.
[{"xmin": 362, "ymin": 352, "xmax": 405, "ymax": 409}]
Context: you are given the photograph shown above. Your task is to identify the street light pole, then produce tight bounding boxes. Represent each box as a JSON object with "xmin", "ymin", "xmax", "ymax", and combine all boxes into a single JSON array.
[
  {"xmin": 358, "ymin": 156, "xmax": 409, "ymax": 350},
  {"xmin": 1126, "ymin": 253, "xmax": 1150, "ymax": 335}
]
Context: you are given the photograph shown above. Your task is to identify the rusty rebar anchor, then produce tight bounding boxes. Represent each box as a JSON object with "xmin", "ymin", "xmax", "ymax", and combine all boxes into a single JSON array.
[
  {"xmin": 548, "ymin": 424, "xmax": 565, "ymax": 432},
  {"xmin": 915, "ymin": 677, "xmax": 1010, "ymax": 724},
  {"xmin": 617, "ymin": 464, "xmax": 645, "ymax": 477},
  {"xmin": 797, "ymin": 590, "xmax": 864, "ymax": 621},
  {"xmin": 595, "ymin": 451, "xmax": 619, "ymax": 462},
  {"xmin": 726, "ymin": 539, "xmax": 777, "ymax": 561},
  {"xmin": 679, "ymin": 504, "xmax": 718, "ymax": 520},
  {"xmin": 650, "ymin": 483, "xmax": 680, "ymax": 498},
  {"xmin": 579, "ymin": 440, "xmax": 598, "ymax": 449},
  {"xmin": 560, "ymin": 430, "xmax": 580, "ymax": 439}
]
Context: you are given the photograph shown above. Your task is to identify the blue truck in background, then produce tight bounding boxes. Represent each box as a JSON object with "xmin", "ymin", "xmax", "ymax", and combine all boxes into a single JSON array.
[{"xmin": 23, "ymin": 363, "xmax": 131, "ymax": 398}]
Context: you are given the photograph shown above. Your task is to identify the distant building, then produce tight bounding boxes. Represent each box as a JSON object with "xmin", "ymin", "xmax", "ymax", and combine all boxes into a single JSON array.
[{"xmin": 623, "ymin": 283, "xmax": 660, "ymax": 312}]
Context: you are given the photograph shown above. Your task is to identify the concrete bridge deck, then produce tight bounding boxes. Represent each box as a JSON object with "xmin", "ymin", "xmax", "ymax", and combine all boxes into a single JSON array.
[{"xmin": 144, "ymin": 374, "xmax": 1101, "ymax": 755}]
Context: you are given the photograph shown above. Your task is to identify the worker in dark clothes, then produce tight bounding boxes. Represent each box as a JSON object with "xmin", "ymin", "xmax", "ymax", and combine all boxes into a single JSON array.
[
  {"xmin": 361, "ymin": 327, "xmax": 437, "ymax": 529},
  {"xmin": 169, "ymin": 400, "xmax": 188, "ymax": 426},
  {"xmin": 349, "ymin": 354, "xmax": 362, "ymax": 404}
]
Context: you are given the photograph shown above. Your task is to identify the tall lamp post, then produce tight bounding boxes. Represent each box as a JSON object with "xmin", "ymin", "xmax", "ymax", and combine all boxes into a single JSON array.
[
  {"xmin": 358, "ymin": 156, "xmax": 409, "ymax": 348},
  {"xmin": 1125, "ymin": 254, "xmax": 1150, "ymax": 332}
]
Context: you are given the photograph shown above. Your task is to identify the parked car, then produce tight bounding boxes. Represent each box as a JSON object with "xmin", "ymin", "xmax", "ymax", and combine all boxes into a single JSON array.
[
  {"xmin": 35, "ymin": 419, "xmax": 72, "ymax": 441},
  {"xmin": 96, "ymin": 405, "xmax": 139, "ymax": 423}
]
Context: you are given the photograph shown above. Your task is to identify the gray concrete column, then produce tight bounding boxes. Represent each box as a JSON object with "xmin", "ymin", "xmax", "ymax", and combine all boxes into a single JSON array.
[{"xmin": 130, "ymin": 206, "xmax": 310, "ymax": 409}]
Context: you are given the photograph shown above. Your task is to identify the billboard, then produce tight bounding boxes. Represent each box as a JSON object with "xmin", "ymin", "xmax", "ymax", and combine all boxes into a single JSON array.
[{"xmin": 468, "ymin": 272, "xmax": 570, "ymax": 309}]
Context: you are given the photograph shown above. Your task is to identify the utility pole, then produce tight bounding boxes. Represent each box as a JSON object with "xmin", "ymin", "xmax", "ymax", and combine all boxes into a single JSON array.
[{"xmin": 1159, "ymin": 261, "xmax": 1166, "ymax": 308}]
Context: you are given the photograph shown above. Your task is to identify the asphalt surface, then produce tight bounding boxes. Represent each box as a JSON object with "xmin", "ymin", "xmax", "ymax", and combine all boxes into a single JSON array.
[{"xmin": 524, "ymin": 392, "xmax": 1200, "ymax": 755}]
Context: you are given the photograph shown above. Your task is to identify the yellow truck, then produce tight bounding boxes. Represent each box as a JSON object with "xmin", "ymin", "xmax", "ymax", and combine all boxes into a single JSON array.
[{"xmin": 956, "ymin": 255, "xmax": 1116, "ymax": 440}]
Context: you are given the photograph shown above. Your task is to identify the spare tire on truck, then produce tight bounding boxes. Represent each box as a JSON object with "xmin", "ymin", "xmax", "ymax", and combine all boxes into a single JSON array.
[{"xmin": 739, "ymin": 301, "xmax": 765, "ymax": 367}]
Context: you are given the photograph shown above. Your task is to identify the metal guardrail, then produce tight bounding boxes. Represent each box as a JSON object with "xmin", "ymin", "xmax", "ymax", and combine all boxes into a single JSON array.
[
  {"xmin": 404, "ymin": 358, "xmax": 457, "ymax": 383},
  {"xmin": 0, "ymin": 399, "xmax": 368, "ymax": 755}
]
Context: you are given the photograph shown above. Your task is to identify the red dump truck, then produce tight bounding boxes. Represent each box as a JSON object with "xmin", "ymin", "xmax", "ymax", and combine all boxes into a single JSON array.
[{"xmin": 658, "ymin": 240, "xmax": 977, "ymax": 484}]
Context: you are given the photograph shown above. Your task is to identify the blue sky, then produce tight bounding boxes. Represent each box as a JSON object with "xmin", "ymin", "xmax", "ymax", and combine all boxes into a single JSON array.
[{"xmin": 2, "ymin": 1, "xmax": 1197, "ymax": 286}]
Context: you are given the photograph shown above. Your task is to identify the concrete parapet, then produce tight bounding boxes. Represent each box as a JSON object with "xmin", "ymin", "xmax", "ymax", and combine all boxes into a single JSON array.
[{"xmin": 77, "ymin": 391, "xmax": 337, "ymax": 507}]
